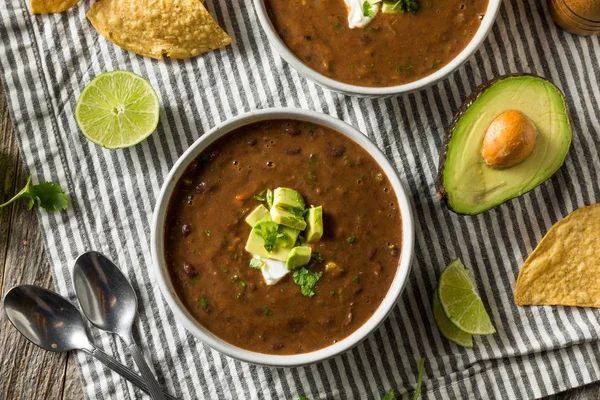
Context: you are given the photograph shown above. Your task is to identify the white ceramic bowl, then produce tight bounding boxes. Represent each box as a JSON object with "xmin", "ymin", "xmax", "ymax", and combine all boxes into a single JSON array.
[
  {"xmin": 151, "ymin": 108, "xmax": 414, "ymax": 367},
  {"xmin": 253, "ymin": 0, "xmax": 502, "ymax": 97}
]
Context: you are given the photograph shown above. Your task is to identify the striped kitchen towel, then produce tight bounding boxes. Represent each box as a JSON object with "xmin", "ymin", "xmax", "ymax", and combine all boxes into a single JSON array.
[{"xmin": 1, "ymin": 0, "xmax": 599, "ymax": 399}]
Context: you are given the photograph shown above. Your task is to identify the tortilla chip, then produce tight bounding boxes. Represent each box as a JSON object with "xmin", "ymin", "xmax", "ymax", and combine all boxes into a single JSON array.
[
  {"xmin": 87, "ymin": 0, "xmax": 232, "ymax": 59},
  {"xmin": 515, "ymin": 203, "xmax": 600, "ymax": 308},
  {"xmin": 31, "ymin": 0, "xmax": 80, "ymax": 14}
]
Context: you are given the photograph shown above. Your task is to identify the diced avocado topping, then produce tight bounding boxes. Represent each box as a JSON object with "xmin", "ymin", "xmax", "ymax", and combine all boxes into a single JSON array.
[
  {"xmin": 270, "ymin": 205, "xmax": 307, "ymax": 230},
  {"xmin": 244, "ymin": 187, "xmax": 324, "ymax": 278},
  {"xmin": 244, "ymin": 220, "xmax": 300, "ymax": 261},
  {"xmin": 245, "ymin": 204, "xmax": 271, "ymax": 227},
  {"xmin": 285, "ymin": 246, "xmax": 312, "ymax": 270},
  {"xmin": 305, "ymin": 206, "xmax": 323, "ymax": 243},
  {"xmin": 273, "ymin": 187, "xmax": 305, "ymax": 210}
]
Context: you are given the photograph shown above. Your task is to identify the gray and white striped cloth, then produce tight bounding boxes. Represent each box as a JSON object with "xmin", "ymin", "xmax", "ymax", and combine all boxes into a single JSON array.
[{"xmin": 1, "ymin": 0, "xmax": 599, "ymax": 398}]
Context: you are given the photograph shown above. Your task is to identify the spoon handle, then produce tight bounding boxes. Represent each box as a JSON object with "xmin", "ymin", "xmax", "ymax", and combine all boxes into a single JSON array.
[
  {"xmin": 91, "ymin": 347, "xmax": 178, "ymax": 400},
  {"xmin": 127, "ymin": 342, "xmax": 167, "ymax": 400}
]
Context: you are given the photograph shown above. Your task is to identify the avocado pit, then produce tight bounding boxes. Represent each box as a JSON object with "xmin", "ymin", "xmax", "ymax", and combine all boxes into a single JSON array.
[{"xmin": 481, "ymin": 110, "xmax": 537, "ymax": 169}]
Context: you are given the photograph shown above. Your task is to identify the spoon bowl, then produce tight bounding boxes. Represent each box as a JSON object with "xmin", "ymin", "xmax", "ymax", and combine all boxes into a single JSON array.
[
  {"xmin": 3, "ymin": 285, "xmax": 92, "ymax": 353},
  {"xmin": 73, "ymin": 250, "xmax": 166, "ymax": 400},
  {"xmin": 73, "ymin": 251, "xmax": 137, "ymax": 337}
]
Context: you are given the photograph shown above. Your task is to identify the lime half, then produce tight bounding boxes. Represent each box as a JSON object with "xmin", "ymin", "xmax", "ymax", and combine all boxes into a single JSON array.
[
  {"xmin": 438, "ymin": 258, "xmax": 496, "ymax": 335},
  {"xmin": 433, "ymin": 287, "xmax": 473, "ymax": 348},
  {"xmin": 75, "ymin": 70, "xmax": 160, "ymax": 149}
]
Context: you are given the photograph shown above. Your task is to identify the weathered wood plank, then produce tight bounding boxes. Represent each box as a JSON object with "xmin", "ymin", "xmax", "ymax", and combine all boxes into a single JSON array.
[{"xmin": 0, "ymin": 81, "xmax": 83, "ymax": 400}]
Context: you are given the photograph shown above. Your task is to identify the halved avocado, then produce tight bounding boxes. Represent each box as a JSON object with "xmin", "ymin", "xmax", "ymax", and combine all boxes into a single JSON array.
[{"xmin": 437, "ymin": 74, "xmax": 572, "ymax": 215}]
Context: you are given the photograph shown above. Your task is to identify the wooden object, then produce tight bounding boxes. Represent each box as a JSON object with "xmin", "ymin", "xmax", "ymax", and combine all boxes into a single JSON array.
[
  {"xmin": 0, "ymin": 81, "xmax": 84, "ymax": 399},
  {"xmin": 548, "ymin": 0, "xmax": 600, "ymax": 35}
]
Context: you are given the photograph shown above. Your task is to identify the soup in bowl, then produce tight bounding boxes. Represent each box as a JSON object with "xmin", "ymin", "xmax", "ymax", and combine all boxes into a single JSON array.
[
  {"xmin": 254, "ymin": 0, "xmax": 501, "ymax": 96},
  {"xmin": 151, "ymin": 109, "xmax": 414, "ymax": 366}
]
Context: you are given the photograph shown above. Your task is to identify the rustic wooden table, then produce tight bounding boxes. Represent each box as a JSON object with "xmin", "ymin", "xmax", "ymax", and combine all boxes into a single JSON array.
[{"xmin": 0, "ymin": 80, "xmax": 598, "ymax": 400}]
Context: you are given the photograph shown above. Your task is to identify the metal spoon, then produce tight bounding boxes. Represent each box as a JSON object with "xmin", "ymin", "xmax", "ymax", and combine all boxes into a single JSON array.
[
  {"xmin": 73, "ymin": 251, "xmax": 166, "ymax": 400},
  {"xmin": 3, "ymin": 285, "xmax": 178, "ymax": 400}
]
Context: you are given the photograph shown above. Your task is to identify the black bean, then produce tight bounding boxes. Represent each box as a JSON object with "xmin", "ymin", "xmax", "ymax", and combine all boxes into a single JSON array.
[
  {"xmin": 368, "ymin": 247, "xmax": 378, "ymax": 261},
  {"xmin": 285, "ymin": 147, "xmax": 301, "ymax": 155},
  {"xmin": 208, "ymin": 148, "xmax": 219, "ymax": 161},
  {"xmin": 285, "ymin": 127, "xmax": 301, "ymax": 136},
  {"xmin": 247, "ymin": 138, "xmax": 257, "ymax": 146},
  {"xmin": 327, "ymin": 145, "xmax": 346, "ymax": 157},
  {"xmin": 182, "ymin": 262, "xmax": 197, "ymax": 277},
  {"xmin": 181, "ymin": 224, "xmax": 191, "ymax": 237},
  {"xmin": 187, "ymin": 161, "xmax": 198, "ymax": 173}
]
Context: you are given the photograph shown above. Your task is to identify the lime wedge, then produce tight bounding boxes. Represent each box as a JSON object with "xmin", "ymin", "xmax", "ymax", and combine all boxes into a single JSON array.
[
  {"xmin": 438, "ymin": 258, "xmax": 496, "ymax": 335},
  {"xmin": 75, "ymin": 70, "xmax": 160, "ymax": 149},
  {"xmin": 432, "ymin": 287, "xmax": 473, "ymax": 348}
]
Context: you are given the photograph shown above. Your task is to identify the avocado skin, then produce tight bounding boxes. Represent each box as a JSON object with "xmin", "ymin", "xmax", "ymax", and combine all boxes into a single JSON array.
[{"xmin": 436, "ymin": 73, "xmax": 572, "ymax": 215}]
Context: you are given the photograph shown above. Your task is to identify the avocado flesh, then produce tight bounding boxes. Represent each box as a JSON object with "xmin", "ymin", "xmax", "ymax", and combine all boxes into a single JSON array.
[{"xmin": 440, "ymin": 75, "xmax": 571, "ymax": 215}]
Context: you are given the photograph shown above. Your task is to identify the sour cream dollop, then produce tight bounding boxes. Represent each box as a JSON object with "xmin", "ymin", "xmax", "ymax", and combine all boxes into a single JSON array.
[
  {"xmin": 253, "ymin": 256, "xmax": 289, "ymax": 285},
  {"xmin": 344, "ymin": 0, "xmax": 379, "ymax": 29}
]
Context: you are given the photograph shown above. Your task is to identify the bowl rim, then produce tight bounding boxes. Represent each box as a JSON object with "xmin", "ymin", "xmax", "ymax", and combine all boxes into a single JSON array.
[
  {"xmin": 151, "ymin": 108, "xmax": 415, "ymax": 367},
  {"xmin": 252, "ymin": 0, "xmax": 502, "ymax": 97}
]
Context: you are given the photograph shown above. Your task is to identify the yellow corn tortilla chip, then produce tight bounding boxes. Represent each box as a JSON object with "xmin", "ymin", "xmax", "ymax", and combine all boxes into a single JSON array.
[
  {"xmin": 31, "ymin": 0, "xmax": 80, "ymax": 14},
  {"xmin": 515, "ymin": 203, "xmax": 600, "ymax": 308},
  {"xmin": 87, "ymin": 0, "xmax": 232, "ymax": 59}
]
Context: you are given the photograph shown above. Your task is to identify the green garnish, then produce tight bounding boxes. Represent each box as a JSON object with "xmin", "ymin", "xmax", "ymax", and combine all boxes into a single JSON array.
[
  {"xmin": 205, "ymin": 229, "xmax": 211, "ymax": 236},
  {"xmin": 379, "ymin": 358, "xmax": 425, "ymax": 399},
  {"xmin": 311, "ymin": 250, "xmax": 323, "ymax": 263},
  {"xmin": 333, "ymin": 23, "xmax": 341, "ymax": 32},
  {"xmin": 249, "ymin": 258, "xmax": 264, "ymax": 269},
  {"xmin": 296, "ymin": 235, "xmax": 307, "ymax": 246},
  {"xmin": 348, "ymin": 235, "xmax": 356, "ymax": 244},
  {"xmin": 386, "ymin": 0, "xmax": 420, "ymax": 14},
  {"xmin": 352, "ymin": 275, "xmax": 360, "ymax": 283},
  {"xmin": 266, "ymin": 189, "xmax": 274, "ymax": 208},
  {"xmin": 363, "ymin": 0, "xmax": 375, "ymax": 17},
  {"xmin": 237, "ymin": 280, "xmax": 247, "ymax": 298},
  {"xmin": 0, "ymin": 176, "xmax": 68, "ymax": 212},
  {"xmin": 293, "ymin": 268, "xmax": 323, "ymax": 298},
  {"xmin": 413, "ymin": 358, "xmax": 425, "ymax": 399},
  {"xmin": 331, "ymin": 290, "xmax": 337, "ymax": 296},
  {"xmin": 264, "ymin": 307, "xmax": 273, "ymax": 316},
  {"xmin": 381, "ymin": 388, "xmax": 395, "ymax": 400},
  {"xmin": 255, "ymin": 221, "xmax": 285, "ymax": 252},
  {"xmin": 199, "ymin": 297, "xmax": 209, "ymax": 308}
]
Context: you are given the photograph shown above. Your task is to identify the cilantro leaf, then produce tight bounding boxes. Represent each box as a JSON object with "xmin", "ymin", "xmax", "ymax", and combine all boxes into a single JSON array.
[
  {"xmin": 249, "ymin": 258, "xmax": 264, "ymax": 269},
  {"xmin": 363, "ymin": 0, "xmax": 375, "ymax": 17},
  {"xmin": 293, "ymin": 267, "xmax": 323, "ymax": 298},
  {"xmin": 0, "ymin": 176, "xmax": 68, "ymax": 212},
  {"xmin": 311, "ymin": 250, "xmax": 323, "ymax": 263},
  {"xmin": 388, "ymin": 0, "xmax": 420, "ymax": 14},
  {"xmin": 255, "ymin": 221, "xmax": 284, "ymax": 252}
]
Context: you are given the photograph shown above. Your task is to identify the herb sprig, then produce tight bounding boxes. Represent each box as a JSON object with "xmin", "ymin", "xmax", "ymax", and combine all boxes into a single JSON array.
[
  {"xmin": 386, "ymin": 0, "xmax": 420, "ymax": 14},
  {"xmin": 0, "ymin": 176, "xmax": 68, "ymax": 212},
  {"xmin": 293, "ymin": 268, "xmax": 323, "ymax": 298}
]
